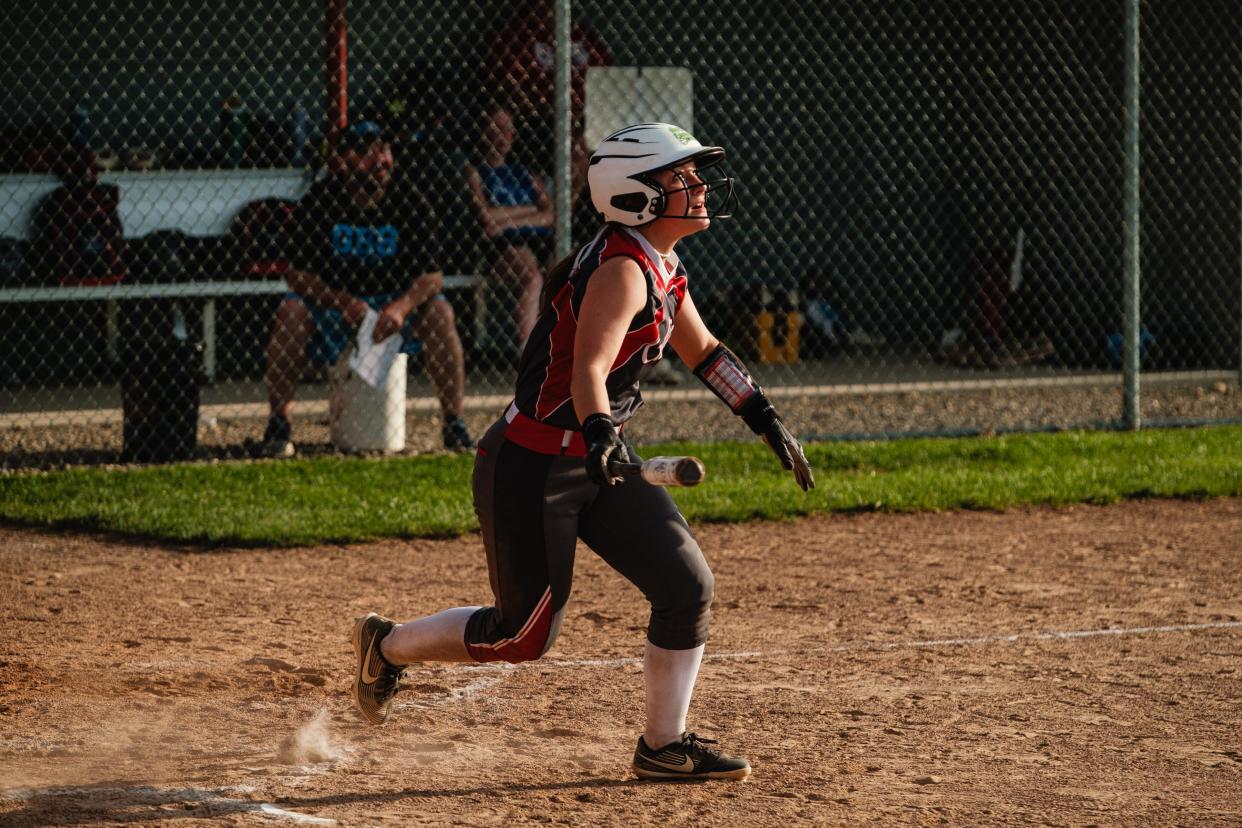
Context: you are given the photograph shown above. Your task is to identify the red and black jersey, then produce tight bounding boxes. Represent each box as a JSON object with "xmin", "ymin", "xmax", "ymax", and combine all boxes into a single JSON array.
[{"xmin": 513, "ymin": 224, "xmax": 687, "ymax": 431}]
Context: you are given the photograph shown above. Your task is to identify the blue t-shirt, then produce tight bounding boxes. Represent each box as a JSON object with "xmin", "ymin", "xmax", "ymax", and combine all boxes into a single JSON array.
[
  {"xmin": 473, "ymin": 160, "xmax": 553, "ymax": 239},
  {"xmin": 284, "ymin": 178, "xmax": 442, "ymax": 297}
]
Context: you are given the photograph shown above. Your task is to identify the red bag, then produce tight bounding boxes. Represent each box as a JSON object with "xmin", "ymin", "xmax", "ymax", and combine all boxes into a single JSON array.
[
  {"xmin": 29, "ymin": 183, "xmax": 126, "ymax": 286},
  {"xmin": 230, "ymin": 197, "xmax": 296, "ymax": 277}
]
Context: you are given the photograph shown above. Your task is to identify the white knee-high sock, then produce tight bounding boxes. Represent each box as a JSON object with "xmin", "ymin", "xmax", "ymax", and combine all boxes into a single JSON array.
[
  {"xmin": 381, "ymin": 606, "xmax": 480, "ymax": 664},
  {"xmin": 643, "ymin": 641, "xmax": 705, "ymax": 750}
]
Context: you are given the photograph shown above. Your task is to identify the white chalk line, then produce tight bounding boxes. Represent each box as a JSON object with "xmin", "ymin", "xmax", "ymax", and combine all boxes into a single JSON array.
[
  {"xmin": 258, "ymin": 802, "xmax": 336, "ymax": 825},
  {"xmin": 431, "ymin": 619, "xmax": 1242, "ymax": 677},
  {"xmin": 1, "ymin": 785, "xmax": 336, "ymax": 825},
  {"xmin": 853, "ymin": 620, "xmax": 1242, "ymax": 651},
  {"xmin": 398, "ymin": 674, "xmax": 508, "ymax": 710}
]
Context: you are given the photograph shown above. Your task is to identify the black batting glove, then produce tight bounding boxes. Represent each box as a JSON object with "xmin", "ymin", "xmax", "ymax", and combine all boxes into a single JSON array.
[
  {"xmin": 582, "ymin": 413, "xmax": 631, "ymax": 487},
  {"xmin": 740, "ymin": 398, "xmax": 816, "ymax": 492}
]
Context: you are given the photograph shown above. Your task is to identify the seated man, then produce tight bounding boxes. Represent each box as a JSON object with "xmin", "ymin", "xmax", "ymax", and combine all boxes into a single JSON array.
[{"xmin": 258, "ymin": 120, "xmax": 473, "ymax": 457}]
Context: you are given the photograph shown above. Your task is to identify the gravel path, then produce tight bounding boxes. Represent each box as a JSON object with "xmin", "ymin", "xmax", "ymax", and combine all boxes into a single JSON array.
[{"xmin": 3, "ymin": 379, "xmax": 1238, "ymax": 471}]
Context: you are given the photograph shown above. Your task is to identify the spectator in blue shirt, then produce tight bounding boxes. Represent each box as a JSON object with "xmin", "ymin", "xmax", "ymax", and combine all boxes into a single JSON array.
[
  {"xmin": 465, "ymin": 102, "xmax": 554, "ymax": 353},
  {"xmin": 257, "ymin": 121, "xmax": 474, "ymax": 457}
]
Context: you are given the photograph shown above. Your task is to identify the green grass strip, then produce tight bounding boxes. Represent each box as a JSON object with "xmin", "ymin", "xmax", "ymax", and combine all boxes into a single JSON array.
[{"xmin": 2, "ymin": 426, "xmax": 1240, "ymax": 547}]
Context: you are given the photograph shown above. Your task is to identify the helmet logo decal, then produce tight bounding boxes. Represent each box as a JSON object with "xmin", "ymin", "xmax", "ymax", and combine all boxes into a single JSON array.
[{"xmin": 669, "ymin": 126, "xmax": 694, "ymax": 145}]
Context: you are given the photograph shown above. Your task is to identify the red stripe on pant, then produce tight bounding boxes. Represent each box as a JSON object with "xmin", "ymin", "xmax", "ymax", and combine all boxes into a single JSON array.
[{"xmin": 465, "ymin": 587, "xmax": 554, "ymax": 664}]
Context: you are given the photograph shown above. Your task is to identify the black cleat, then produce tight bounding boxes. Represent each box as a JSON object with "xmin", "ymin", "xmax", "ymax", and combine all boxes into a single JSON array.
[
  {"xmin": 632, "ymin": 732, "xmax": 752, "ymax": 781},
  {"xmin": 351, "ymin": 613, "xmax": 404, "ymax": 725}
]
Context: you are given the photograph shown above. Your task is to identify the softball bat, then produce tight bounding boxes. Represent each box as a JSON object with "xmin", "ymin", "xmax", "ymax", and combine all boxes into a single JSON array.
[{"xmin": 608, "ymin": 456, "xmax": 706, "ymax": 487}]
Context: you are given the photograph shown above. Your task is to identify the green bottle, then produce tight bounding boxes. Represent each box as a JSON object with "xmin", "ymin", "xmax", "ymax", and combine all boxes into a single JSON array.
[{"xmin": 220, "ymin": 97, "xmax": 248, "ymax": 168}]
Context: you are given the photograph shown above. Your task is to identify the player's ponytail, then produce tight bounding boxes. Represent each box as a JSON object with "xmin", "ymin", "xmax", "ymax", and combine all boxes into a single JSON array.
[
  {"xmin": 539, "ymin": 222, "xmax": 615, "ymax": 312},
  {"xmin": 539, "ymin": 245, "xmax": 582, "ymax": 313}
]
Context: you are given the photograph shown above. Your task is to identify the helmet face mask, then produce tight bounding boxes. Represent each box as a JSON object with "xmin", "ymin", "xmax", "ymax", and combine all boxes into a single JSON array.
[
  {"xmin": 641, "ymin": 158, "xmax": 736, "ymax": 222},
  {"xmin": 588, "ymin": 123, "xmax": 737, "ymax": 227}
]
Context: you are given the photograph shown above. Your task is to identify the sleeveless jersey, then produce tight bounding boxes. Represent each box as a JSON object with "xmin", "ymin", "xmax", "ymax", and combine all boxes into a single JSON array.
[{"xmin": 513, "ymin": 224, "xmax": 688, "ymax": 430}]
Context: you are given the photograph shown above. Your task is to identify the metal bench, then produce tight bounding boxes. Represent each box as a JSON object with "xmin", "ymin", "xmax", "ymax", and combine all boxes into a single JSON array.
[
  {"xmin": 1, "ymin": 168, "xmax": 488, "ymax": 382},
  {"xmin": 0, "ymin": 275, "xmax": 483, "ymax": 381}
]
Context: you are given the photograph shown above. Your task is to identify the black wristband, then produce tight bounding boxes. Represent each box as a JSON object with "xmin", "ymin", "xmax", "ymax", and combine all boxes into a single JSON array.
[
  {"xmin": 738, "ymin": 393, "xmax": 778, "ymax": 435},
  {"xmin": 581, "ymin": 412, "xmax": 616, "ymax": 440}
]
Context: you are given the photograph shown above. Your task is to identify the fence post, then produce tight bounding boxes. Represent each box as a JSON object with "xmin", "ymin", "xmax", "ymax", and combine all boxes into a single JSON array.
[
  {"xmin": 325, "ymin": 0, "xmax": 348, "ymax": 143},
  {"xmin": 553, "ymin": 0, "xmax": 572, "ymax": 262},
  {"xmin": 1122, "ymin": 0, "xmax": 1142, "ymax": 429}
]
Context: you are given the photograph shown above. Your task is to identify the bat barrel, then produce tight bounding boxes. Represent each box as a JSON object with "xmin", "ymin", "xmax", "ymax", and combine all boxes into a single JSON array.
[{"xmin": 608, "ymin": 456, "xmax": 705, "ymax": 487}]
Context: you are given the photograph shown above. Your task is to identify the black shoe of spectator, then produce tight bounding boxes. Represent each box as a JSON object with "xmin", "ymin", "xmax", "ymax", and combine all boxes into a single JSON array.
[
  {"xmin": 252, "ymin": 414, "xmax": 295, "ymax": 458},
  {"xmin": 443, "ymin": 417, "xmax": 475, "ymax": 451}
]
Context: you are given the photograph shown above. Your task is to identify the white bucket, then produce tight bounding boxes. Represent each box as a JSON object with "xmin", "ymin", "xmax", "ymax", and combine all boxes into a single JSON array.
[{"xmin": 329, "ymin": 351, "xmax": 407, "ymax": 453}]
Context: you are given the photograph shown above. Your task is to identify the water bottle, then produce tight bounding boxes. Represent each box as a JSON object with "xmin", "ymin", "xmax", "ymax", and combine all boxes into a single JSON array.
[
  {"xmin": 290, "ymin": 101, "xmax": 308, "ymax": 167},
  {"xmin": 71, "ymin": 104, "xmax": 94, "ymax": 149},
  {"xmin": 220, "ymin": 97, "xmax": 248, "ymax": 168}
]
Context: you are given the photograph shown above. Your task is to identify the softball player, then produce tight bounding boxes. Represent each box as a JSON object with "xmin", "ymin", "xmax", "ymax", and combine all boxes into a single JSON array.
[{"xmin": 353, "ymin": 123, "xmax": 814, "ymax": 781}]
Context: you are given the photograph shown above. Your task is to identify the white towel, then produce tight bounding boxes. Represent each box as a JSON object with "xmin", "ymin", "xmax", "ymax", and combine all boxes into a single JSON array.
[{"xmin": 348, "ymin": 308, "xmax": 402, "ymax": 389}]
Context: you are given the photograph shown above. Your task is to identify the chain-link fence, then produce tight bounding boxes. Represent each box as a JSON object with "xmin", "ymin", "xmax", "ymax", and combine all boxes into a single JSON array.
[{"xmin": 1, "ymin": 0, "xmax": 1239, "ymax": 468}]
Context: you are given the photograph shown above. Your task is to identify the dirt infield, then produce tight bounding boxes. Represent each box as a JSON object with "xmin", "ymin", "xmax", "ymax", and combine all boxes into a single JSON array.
[{"xmin": 1, "ymin": 498, "xmax": 1240, "ymax": 826}]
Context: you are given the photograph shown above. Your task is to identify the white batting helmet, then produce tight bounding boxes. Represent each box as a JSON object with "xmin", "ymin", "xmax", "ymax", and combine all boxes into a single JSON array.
[{"xmin": 588, "ymin": 123, "xmax": 736, "ymax": 226}]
